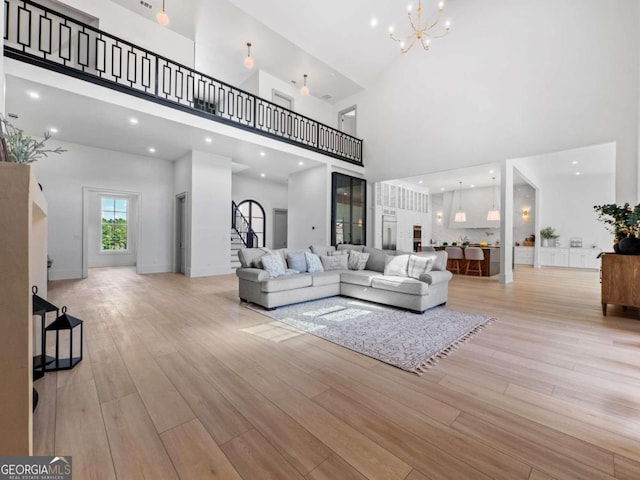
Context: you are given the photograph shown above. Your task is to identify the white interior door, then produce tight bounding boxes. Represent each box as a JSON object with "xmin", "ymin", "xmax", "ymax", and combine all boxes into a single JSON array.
[{"xmin": 273, "ymin": 209, "xmax": 288, "ymax": 249}]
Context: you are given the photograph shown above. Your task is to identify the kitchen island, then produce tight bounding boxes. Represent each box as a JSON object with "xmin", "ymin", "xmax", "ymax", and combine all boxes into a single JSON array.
[{"xmin": 433, "ymin": 246, "xmax": 501, "ymax": 277}]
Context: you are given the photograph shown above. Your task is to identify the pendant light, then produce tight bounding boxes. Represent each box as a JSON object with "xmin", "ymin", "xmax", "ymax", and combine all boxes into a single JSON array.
[
  {"xmin": 454, "ymin": 181, "xmax": 466, "ymax": 222},
  {"xmin": 301, "ymin": 74, "xmax": 309, "ymax": 96},
  {"xmin": 244, "ymin": 42, "xmax": 254, "ymax": 69},
  {"xmin": 156, "ymin": 0, "xmax": 169, "ymax": 26},
  {"xmin": 487, "ymin": 176, "xmax": 500, "ymax": 221}
]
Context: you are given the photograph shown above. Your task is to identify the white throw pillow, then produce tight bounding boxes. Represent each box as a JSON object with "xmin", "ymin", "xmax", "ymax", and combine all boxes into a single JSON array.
[
  {"xmin": 261, "ymin": 253, "xmax": 286, "ymax": 278},
  {"xmin": 384, "ymin": 254, "xmax": 410, "ymax": 277},
  {"xmin": 320, "ymin": 254, "xmax": 349, "ymax": 271},
  {"xmin": 408, "ymin": 255, "xmax": 434, "ymax": 279}
]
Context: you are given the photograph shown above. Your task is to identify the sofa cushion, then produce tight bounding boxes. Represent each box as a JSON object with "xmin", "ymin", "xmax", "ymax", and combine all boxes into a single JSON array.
[
  {"xmin": 310, "ymin": 245, "xmax": 335, "ymax": 256},
  {"xmin": 261, "ymin": 253, "xmax": 286, "ymax": 278},
  {"xmin": 238, "ymin": 247, "xmax": 271, "ymax": 268},
  {"xmin": 305, "ymin": 252, "xmax": 324, "ymax": 273},
  {"xmin": 320, "ymin": 254, "xmax": 349, "ymax": 271},
  {"xmin": 363, "ymin": 246, "xmax": 388, "ymax": 273},
  {"xmin": 371, "ymin": 276, "xmax": 429, "ymax": 296},
  {"xmin": 348, "ymin": 250, "xmax": 370, "ymax": 270},
  {"xmin": 329, "ymin": 249, "xmax": 348, "ymax": 256},
  {"xmin": 261, "ymin": 274, "xmax": 313, "ymax": 293},
  {"xmin": 337, "ymin": 244, "xmax": 364, "ymax": 252},
  {"xmin": 311, "ymin": 271, "xmax": 342, "ymax": 286},
  {"xmin": 287, "ymin": 251, "xmax": 308, "ymax": 273},
  {"xmin": 384, "ymin": 254, "xmax": 410, "ymax": 277},
  {"xmin": 340, "ymin": 270, "xmax": 383, "ymax": 287},
  {"xmin": 408, "ymin": 254, "xmax": 435, "ymax": 279}
]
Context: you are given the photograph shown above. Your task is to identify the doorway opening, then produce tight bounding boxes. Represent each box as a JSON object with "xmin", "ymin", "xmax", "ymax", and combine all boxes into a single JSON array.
[
  {"xmin": 273, "ymin": 209, "xmax": 288, "ymax": 249},
  {"xmin": 338, "ymin": 106, "xmax": 357, "ymax": 137},
  {"xmin": 82, "ymin": 187, "xmax": 141, "ymax": 278},
  {"xmin": 175, "ymin": 193, "xmax": 187, "ymax": 274}
]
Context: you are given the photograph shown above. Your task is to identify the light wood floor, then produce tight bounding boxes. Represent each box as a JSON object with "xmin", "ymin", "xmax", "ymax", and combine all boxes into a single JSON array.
[{"xmin": 35, "ymin": 266, "xmax": 640, "ymax": 480}]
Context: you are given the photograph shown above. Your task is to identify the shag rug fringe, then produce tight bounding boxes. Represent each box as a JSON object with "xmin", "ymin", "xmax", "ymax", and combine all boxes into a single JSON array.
[{"xmin": 412, "ymin": 319, "xmax": 496, "ymax": 375}]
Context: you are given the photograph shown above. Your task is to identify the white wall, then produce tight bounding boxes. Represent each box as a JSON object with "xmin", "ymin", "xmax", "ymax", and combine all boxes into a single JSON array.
[
  {"xmin": 32, "ymin": 140, "xmax": 174, "ymax": 279},
  {"xmin": 258, "ymin": 70, "xmax": 334, "ymax": 126},
  {"xmin": 56, "ymin": 0, "xmax": 194, "ymax": 67},
  {"xmin": 339, "ymin": 0, "xmax": 639, "ymax": 204},
  {"xmin": 232, "ymin": 175, "xmax": 288, "ymax": 249},
  {"xmin": 513, "ymin": 183, "xmax": 536, "ymax": 246},
  {"xmin": 189, "ymin": 151, "xmax": 232, "ymax": 276},
  {"xmin": 288, "ymin": 165, "xmax": 329, "ymax": 249}
]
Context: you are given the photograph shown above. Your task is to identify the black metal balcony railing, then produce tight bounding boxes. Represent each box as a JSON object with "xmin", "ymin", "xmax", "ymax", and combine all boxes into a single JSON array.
[{"xmin": 3, "ymin": 0, "xmax": 363, "ymax": 166}]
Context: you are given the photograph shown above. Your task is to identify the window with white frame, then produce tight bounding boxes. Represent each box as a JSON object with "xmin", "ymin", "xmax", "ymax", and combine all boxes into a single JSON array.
[{"xmin": 101, "ymin": 197, "xmax": 128, "ymax": 251}]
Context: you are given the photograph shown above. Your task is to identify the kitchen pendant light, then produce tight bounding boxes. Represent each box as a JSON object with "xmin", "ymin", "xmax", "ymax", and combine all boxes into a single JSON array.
[
  {"xmin": 454, "ymin": 181, "xmax": 466, "ymax": 222},
  {"xmin": 301, "ymin": 74, "xmax": 309, "ymax": 96},
  {"xmin": 487, "ymin": 176, "xmax": 500, "ymax": 221}
]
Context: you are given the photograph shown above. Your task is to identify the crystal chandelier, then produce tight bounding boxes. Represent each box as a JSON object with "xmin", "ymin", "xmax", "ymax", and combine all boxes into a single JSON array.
[{"xmin": 389, "ymin": 1, "xmax": 451, "ymax": 54}]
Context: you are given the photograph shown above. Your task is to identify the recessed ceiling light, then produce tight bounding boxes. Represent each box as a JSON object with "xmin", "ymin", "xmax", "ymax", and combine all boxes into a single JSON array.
[
  {"xmin": 489, "ymin": 169, "xmax": 495, "ymax": 174},
  {"xmin": 418, "ymin": 180, "xmax": 423, "ymax": 184},
  {"xmin": 441, "ymin": 187, "xmax": 445, "ymax": 191},
  {"xmin": 129, "ymin": 118, "xmax": 139, "ymax": 125},
  {"xmin": 28, "ymin": 91, "xmax": 40, "ymax": 99},
  {"xmin": 260, "ymin": 173, "xmax": 266, "ymax": 177},
  {"xmin": 49, "ymin": 127, "xmax": 58, "ymax": 134},
  {"xmin": 470, "ymin": 184, "xmax": 475, "ymax": 188},
  {"xmin": 205, "ymin": 137, "xmax": 212, "ymax": 143},
  {"xmin": 298, "ymin": 161, "xmax": 304, "ymax": 166},
  {"xmin": 148, "ymin": 147, "xmax": 156, "ymax": 153},
  {"xmin": 572, "ymin": 160, "xmax": 578, "ymax": 165},
  {"xmin": 260, "ymin": 151, "xmax": 266, "ymax": 157},
  {"xmin": 370, "ymin": 17, "xmax": 378, "ymax": 28},
  {"xmin": 576, "ymin": 172, "xmax": 581, "ymax": 176}
]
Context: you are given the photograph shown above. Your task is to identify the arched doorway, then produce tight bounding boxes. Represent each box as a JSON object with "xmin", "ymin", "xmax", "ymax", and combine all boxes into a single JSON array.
[{"xmin": 237, "ymin": 200, "xmax": 266, "ymax": 247}]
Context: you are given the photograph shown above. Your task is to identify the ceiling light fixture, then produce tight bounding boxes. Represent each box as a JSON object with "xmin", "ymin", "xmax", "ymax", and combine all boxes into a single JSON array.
[
  {"xmin": 298, "ymin": 161, "xmax": 304, "ymax": 166},
  {"xmin": 244, "ymin": 42, "xmax": 254, "ymax": 69},
  {"xmin": 301, "ymin": 74, "xmax": 309, "ymax": 96},
  {"xmin": 148, "ymin": 147, "xmax": 156, "ymax": 153},
  {"xmin": 390, "ymin": 0, "xmax": 451, "ymax": 54},
  {"xmin": 49, "ymin": 127, "xmax": 58, "ymax": 134},
  {"xmin": 454, "ymin": 181, "xmax": 466, "ymax": 222},
  {"xmin": 28, "ymin": 91, "xmax": 40, "ymax": 99},
  {"xmin": 487, "ymin": 176, "xmax": 500, "ymax": 221},
  {"xmin": 205, "ymin": 137, "xmax": 212, "ymax": 143},
  {"xmin": 156, "ymin": 0, "xmax": 169, "ymax": 26},
  {"xmin": 129, "ymin": 118, "xmax": 139, "ymax": 125},
  {"xmin": 259, "ymin": 151, "xmax": 266, "ymax": 157}
]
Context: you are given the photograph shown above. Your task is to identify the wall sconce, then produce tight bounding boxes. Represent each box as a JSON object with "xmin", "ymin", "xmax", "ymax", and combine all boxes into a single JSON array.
[
  {"xmin": 522, "ymin": 207, "xmax": 530, "ymax": 222},
  {"xmin": 436, "ymin": 212, "xmax": 443, "ymax": 222}
]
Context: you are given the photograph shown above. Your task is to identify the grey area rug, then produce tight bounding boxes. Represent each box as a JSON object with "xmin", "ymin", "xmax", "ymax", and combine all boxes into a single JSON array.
[{"xmin": 247, "ymin": 297, "xmax": 495, "ymax": 374}]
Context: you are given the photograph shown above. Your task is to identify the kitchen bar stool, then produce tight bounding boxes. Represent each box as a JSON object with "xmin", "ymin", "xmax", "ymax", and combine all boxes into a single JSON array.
[
  {"xmin": 464, "ymin": 247, "xmax": 484, "ymax": 276},
  {"xmin": 445, "ymin": 246, "xmax": 464, "ymax": 274}
]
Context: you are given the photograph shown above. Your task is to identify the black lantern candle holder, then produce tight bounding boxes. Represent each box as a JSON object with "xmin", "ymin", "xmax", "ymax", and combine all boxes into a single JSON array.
[
  {"xmin": 44, "ymin": 306, "xmax": 83, "ymax": 371},
  {"xmin": 32, "ymin": 286, "xmax": 59, "ymax": 379}
]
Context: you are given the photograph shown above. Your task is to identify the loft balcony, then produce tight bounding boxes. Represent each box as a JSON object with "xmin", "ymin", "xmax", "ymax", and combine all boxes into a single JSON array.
[{"xmin": 3, "ymin": 0, "xmax": 363, "ymax": 166}]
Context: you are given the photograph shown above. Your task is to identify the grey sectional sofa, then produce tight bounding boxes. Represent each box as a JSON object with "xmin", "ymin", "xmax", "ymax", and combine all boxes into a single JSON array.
[{"xmin": 236, "ymin": 244, "xmax": 452, "ymax": 313}]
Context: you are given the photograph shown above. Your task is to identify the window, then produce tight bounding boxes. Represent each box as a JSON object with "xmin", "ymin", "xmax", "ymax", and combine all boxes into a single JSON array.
[
  {"xmin": 101, "ymin": 197, "xmax": 128, "ymax": 251},
  {"xmin": 331, "ymin": 173, "xmax": 366, "ymax": 246},
  {"xmin": 237, "ymin": 200, "xmax": 266, "ymax": 247}
]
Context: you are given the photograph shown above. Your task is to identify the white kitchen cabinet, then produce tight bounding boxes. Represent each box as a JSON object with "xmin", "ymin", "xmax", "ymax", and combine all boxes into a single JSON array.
[
  {"xmin": 514, "ymin": 246, "xmax": 534, "ymax": 265},
  {"xmin": 540, "ymin": 247, "xmax": 569, "ymax": 267},
  {"xmin": 569, "ymin": 248, "xmax": 601, "ymax": 269}
]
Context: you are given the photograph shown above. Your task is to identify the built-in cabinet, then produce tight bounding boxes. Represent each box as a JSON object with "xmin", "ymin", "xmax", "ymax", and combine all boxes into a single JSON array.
[
  {"xmin": 540, "ymin": 247, "xmax": 601, "ymax": 269},
  {"xmin": 0, "ymin": 164, "xmax": 48, "ymax": 455},
  {"xmin": 514, "ymin": 246, "xmax": 534, "ymax": 265}
]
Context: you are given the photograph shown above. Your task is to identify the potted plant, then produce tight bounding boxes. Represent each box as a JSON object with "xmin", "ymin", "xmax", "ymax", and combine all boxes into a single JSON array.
[
  {"xmin": 0, "ymin": 116, "xmax": 66, "ymax": 164},
  {"xmin": 540, "ymin": 227, "xmax": 558, "ymax": 247},
  {"xmin": 593, "ymin": 203, "xmax": 640, "ymax": 254}
]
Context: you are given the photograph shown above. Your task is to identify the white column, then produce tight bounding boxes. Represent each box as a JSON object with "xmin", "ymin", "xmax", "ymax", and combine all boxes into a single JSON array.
[
  {"xmin": 288, "ymin": 165, "xmax": 329, "ymax": 249},
  {"xmin": 499, "ymin": 160, "xmax": 514, "ymax": 284},
  {"xmin": 189, "ymin": 151, "xmax": 232, "ymax": 277}
]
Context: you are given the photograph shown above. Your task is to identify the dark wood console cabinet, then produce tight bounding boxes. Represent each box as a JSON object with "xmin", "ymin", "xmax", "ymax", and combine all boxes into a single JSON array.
[{"xmin": 601, "ymin": 253, "xmax": 640, "ymax": 315}]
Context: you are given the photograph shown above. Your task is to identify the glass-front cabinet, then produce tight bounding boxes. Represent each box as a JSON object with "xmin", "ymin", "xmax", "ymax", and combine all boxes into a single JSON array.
[{"xmin": 332, "ymin": 173, "xmax": 366, "ymax": 246}]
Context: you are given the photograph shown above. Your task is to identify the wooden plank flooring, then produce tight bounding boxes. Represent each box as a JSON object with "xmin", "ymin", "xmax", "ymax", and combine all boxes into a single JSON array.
[{"xmin": 36, "ymin": 265, "xmax": 640, "ymax": 479}]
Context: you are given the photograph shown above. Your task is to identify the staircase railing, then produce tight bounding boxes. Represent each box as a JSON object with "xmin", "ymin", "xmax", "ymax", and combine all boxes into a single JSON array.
[
  {"xmin": 3, "ymin": 0, "xmax": 363, "ymax": 166},
  {"xmin": 231, "ymin": 201, "xmax": 258, "ymax": 248}
]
